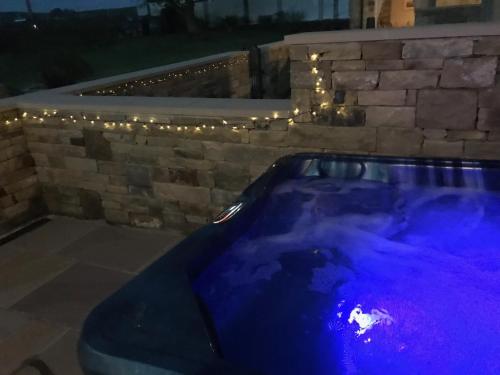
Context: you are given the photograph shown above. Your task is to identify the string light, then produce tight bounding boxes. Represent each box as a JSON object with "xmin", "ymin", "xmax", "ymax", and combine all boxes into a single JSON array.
[{"xmin": 81, "ymin": 56, "xmax": 248, "ymax": 96}]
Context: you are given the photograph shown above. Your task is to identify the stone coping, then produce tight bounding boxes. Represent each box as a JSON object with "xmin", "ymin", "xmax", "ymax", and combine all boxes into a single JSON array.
[
  {"xmin": 13, "ymin": 93, "xmax": 291, "ymax": 118},
  {"xmin": 285, "ymin": 22, "xmax": 500, "ymax": 45},
  {"xmin": 48, "ymin": 51, "xmax": 249, "ymax": 95}
]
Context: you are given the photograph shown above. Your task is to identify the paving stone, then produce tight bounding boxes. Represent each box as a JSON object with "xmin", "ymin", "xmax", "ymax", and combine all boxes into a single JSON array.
[
  {"xmin": 379, "ymin": 70, "xmax": 439, "ymax": 89},
  {"xmin": 0, "ymin": 309, "xmax": 65, "ymax": 375},
  {"xmin": 416, "ymin": 89, "xmax": 477, "ymax": 130},
  {"xmin": 60, "ymin": 225, "xmax": 182, "ymax": 273},
  {"xmin": 366, "ymin": 106, "xmax": 415, "ymax": 128},
  {"xmin": 402, "ymin": 38, "xmax": 473, "ymax": 59},
  {"xmin": 38, "ymin": 329, "xmax": 84, "ymax": 375},
  {"xmin": 440, "ymin": 57, "xmax": 497, "ymax": 88},
  {"xmin": 12, "ymin": 263, "xmax": 131, "ymax": 329},
  {"xmin": 0, "ymin": 252, "xmax": 75, "ymax": 308}
]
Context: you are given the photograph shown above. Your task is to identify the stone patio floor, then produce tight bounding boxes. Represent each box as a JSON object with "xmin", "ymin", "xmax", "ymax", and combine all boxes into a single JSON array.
[{"xmin": 0, "ymin": 216, "xmax": 185, "ymax": 375}]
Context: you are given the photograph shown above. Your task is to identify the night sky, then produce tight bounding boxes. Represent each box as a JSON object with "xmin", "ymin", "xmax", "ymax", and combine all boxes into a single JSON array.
[{"xmin": 0, "ymin": 0, "xmax": 142, "ymax": 12}]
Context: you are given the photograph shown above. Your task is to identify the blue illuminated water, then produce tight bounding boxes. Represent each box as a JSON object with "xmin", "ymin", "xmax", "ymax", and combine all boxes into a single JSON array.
[{"xmin": 193, "ymin": 166, "xmax": 500, "ymax": 375}]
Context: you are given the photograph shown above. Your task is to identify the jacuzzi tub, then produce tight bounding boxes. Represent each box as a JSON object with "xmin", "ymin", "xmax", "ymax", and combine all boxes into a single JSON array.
[{"xmin": 79, "ymin": 154, "xmax": 500, "ymax": 375}]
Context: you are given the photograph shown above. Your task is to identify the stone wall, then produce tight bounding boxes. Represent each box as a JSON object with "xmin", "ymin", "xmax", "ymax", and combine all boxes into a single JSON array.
[
  {"xmin": 83, "ymin": 54, "xmax": 252, "ymax": 99},
  {"xmin": 289, "ymin": 34, "xmax": 500, "ymax": 160},
  {"xmin": 259, "ymin": 42, "xmax": 291, "ymax": 99},
  {"xmin": 22, "ymin": 110, "xmax": 316, "ymax": 233},
  {"xmin": 0, "ymin": 109, "xmax": 44, "ymax": 234}
]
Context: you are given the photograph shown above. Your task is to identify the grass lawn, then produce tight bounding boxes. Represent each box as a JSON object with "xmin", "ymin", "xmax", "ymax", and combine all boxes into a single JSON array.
[{"xmin": 0, "ymin": 30, "xmax": 284, "ymax": 93}]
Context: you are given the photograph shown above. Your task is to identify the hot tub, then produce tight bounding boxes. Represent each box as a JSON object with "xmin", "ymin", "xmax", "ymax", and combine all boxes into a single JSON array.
[{"xmin": 79, "ymin": 154, "xmax": 500, "ymax": 375}]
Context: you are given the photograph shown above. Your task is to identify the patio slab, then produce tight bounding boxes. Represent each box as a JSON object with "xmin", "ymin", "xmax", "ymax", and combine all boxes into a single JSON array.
[
  {"xmin": 59, "ymin": 225, "xmax": 183, "ymax": 274},
  {"xmin": 38, "ymin": 329, "xmax": 83, "ymax": 375},
  {"xmin": 0, "ymin": 309, "xmax": 66, "ymax": 374},
  {"xmin": 11, "ymin": 262, "xmax": 131, "ymax": 329}
]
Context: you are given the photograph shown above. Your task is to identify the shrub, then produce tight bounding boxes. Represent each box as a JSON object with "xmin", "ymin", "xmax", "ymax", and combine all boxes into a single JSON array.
[{"xmin": 40, "ymin": 51, "xmax": 92, "ymax": 88}]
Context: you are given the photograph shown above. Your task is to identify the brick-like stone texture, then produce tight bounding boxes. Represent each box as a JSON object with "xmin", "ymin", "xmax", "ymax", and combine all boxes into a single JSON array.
[
  {"xmin": 366, "ymin": 106, "xmax": 415, "ymax": 128},
  {"xmin": 379, "ymin": 70, "xmax": 439, "ymax": 89},
  {"xmin": 440, "ymin": 57, "xmax": 497, "ymax": 88},
  {"xmin": 310, "ymin": 43, "xmax": 361, "ymax": 60},
  {"xmin": 0, "ymin": 111, "xmax": 44, "ymax": 234},
  {"xmin": 332, "ymin": 71, "xmax": 379, "ymax": 90},
  {"xmin": 402, "ymin": 39, "xmax": 473, "ymax": 59},
  {"xmin": 362, "ymin": 41, "xmax": 402, "ymax": 60},
  {"xmin": 377, "ymin": 128, "xmax": 423, "ymax": 156},
  {"xmin": 417, "ymin": 90, "xmax": 477, "ymax": 130},
  {"xmin": 474, "ymin": 37, "xmax": 500, "ymax": 56},
  {"xmin": 358, "ymin": 90, "xmax": 406, "ymax": 106}
]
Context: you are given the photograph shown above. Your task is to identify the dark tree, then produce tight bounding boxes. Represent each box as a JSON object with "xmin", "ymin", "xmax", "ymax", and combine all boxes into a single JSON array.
[{"xmin": 147, "ymin": 0, "xmax": 200, "ymax": 33}]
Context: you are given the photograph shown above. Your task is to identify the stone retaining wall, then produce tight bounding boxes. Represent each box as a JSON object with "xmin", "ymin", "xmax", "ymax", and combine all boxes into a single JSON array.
[
  {"xmin": 289, "ymin": 33, "xmax": 500, "ymax": 160},
  {"xmin": 21, "ymin": 110, "xmax": 311, "ymax": 233},
  {"xmin": 83, "ymin": 53, "xmax": 251, "ymax": 99},
  {"xmin": 0, "ymin": 109, "xmax": 44, "ymax": 234}
]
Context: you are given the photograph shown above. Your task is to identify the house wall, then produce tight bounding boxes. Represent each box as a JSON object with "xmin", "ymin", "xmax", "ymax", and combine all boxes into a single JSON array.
[
  {"xmin": 0, "ymin": 109, "xmax": 44, "ymax": 234},
  {"xmin": 287, "ymin": 26, "xmax": 500, "ymax": 161}
]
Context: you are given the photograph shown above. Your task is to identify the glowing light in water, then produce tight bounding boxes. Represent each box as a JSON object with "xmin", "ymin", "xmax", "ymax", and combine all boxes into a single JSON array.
[{"xmin": 348, "ymin": 305, "xmax": 394, "ymax": 336}]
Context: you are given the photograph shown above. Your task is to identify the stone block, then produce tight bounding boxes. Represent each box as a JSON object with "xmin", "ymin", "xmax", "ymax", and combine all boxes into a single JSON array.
[
  {"xmin": 416, "ymin": 90, "xmax": 477, "ymax": 129},
  {"xmin": 357, "ymin": 90, "xmax": 406, "ymax": 106},
  {"xmin": 377, "ymin": 128, "xmax": 423, "ymax": 156},
  {"xmin": 129, "ymin": 213, "xmax": 163, "ymax": 229},
  {"xmin": 331, "ymin": 60, "xmax": 366, "ymax": 71},
  {"xmin": 214, "ymin": 162, "xmax": 249, "ymax": 191},
  {"xmin": 291, "ymin": 89, "xmax": 312, "ymax": 122},
  {"xmin": 289, "ymin": 45, "xmax": 308, "ymax": 61},
  {"xmin": 64, "ymin": 157, "xmax": 97, "ymax": 172},
  {"xmin": 211, "ymin": 189, "xmax": 240, "ymax": 206},
  {"xmin": 422, "ymin": 140, "xmax": 463, "ymax": 158},
  {"xmin": 464, "ymin": 141, "xmax": 500, "ymax": 160},
  {"xmin": 440, "ymin": 57, "xmax": 497, "ymax": 88},
  {"xmin": 314, "ymin": 106, "xmax": 365, "ymax": 127},
  {"xmin": 154, "ymin": 182, "xmax": 210, "ymax": 205},
  {"xmin": 249, "ymin": 130, "xmax": 287, "ymax": 147},
  {"xmin": 97, "ymin": 161, "xmax": 127, "ymax": 176},
  {"xmin": 379, "ymin": 70, "xmax": 439, "ymax": 89},
  {"xmin": 423, "ymin": 129, "xmax": 447, "ymax": 140},
  {"xmin": 173, "ymin": 140, "xmax": 204, "ymax": 160},
  {"xmin": 366, "ymin": 106, "xmax": 415, "ymax": 128},
  {"xmin": 477, "ymin": 108, "xmax": 500, "ymax": 131},
  {"xmin": 83, "ymin": 129, "xmax": 112, "ymax": 161},
  {"xmin": 362, "ymin": 41, "xmax": 402, "ymax": 60},
  {"xmin": 126, "ymin": 165, "xmax": 152, "ymax": 188},
  {"xmin": 474, "ymin": 37, "xmax": 500, "ymax": 56},
  {"xmin": 403, "ymin": 59, "xmax": 444, "ymax": 70},
  {"xmin": 406, "ymin": 90, "xmax": 417, "ymax": 106},
  {"xmin": 447, "ymin": 130, "xmax": 486, "ymax": 141},
  {"xmin": 479, "ymin": 87, "xmax": 500, "ymax": 108},
  {"xmin": 402, "ymin": 38, "xmax": 473, "ymax": 59},
  {"xmin": 332, "ymin": 71, "xmax": 379, "ymax": 90},
  {"xmin": 309, "ymin": 42, "xmax": 361, "ymax": 60},
  {"xmin": 288, "ymin": 125, "xmax": 376, "ymax": 152},
  {"xmin": 365, "ymin": 60, "xmax": 404, "ymax": 71},
  {"xmin": 104, "ymin": 208, "xmax": 130, "ymax": 225},
  {"xmin": 220, "ymin": 143, "xmax": 280, "ymax": 165},
  {"xmin": 79, "ymin": 190, "xmax": 103, "ymax": 219}
]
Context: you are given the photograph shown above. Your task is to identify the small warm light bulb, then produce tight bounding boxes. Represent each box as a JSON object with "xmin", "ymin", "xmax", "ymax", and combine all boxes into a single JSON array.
[
  {"xmin": 202, "ymin": 124, "xmax": 206, "ymax": 129},
  {"xmin": 149, "ymin": 119, "xmax": 154, "ymax": 123},
  {"xmin": 90, "ymin": 120, "xmax": 95, "ymax": 124},
  {"xmin": 83, "ymin": 115, "xmax": 87, "ymax": 120},
  {"xmin": 22, "ymin": 112, "xmax": 28, "ymax": 118},
  {"xmin": 293, "ymin": 108, "xmax": 300, "ymax": 116},
  {"xmin": 184, "ymin": 126, "xmax": 188, "ymax": 130},
  {"xmin": 96, "ymin": 116, "xmax": 100, "ymax": 120},
  {"xmin": 222, "ymin": 120, "xmax": 228, "ymax": 125},
  {"xmin": 177, "ymin": 127, "xmax": 182, "ymax": 131},
  {"xmin": 14, "ymin": 118, "xmax": 18, "ymax": 122},
  {"xmin": 211, "ymin": 126, "xmax": 215, "ymax": 130},
  {"xmin": 251, "ymin": 117, "xmax": 258, "ymax": 121},
  {"xmin": 5, "ymin": 120, "xmax": 10, "ymax": 125},
  {"xmin": 312, "ymin": 111, "xmax": 317, "ymax": 116},
  {"xmin": 312, "ymin": 67, "xmax": 319, "ymax": 75},
  {"xmin": 311, "ymin": 53, "xmax": 319, "ymax": 61},
  {"xmin": 133, "ymin": 117, "xmax": 138, "ymax": 122},
  {"xmin": 167, "ymin": 125, "xmax": 171, "ymax": 129},
  {"xmin": 273, "ymin": 112, "xmax": 279, "ymax": 119}
]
